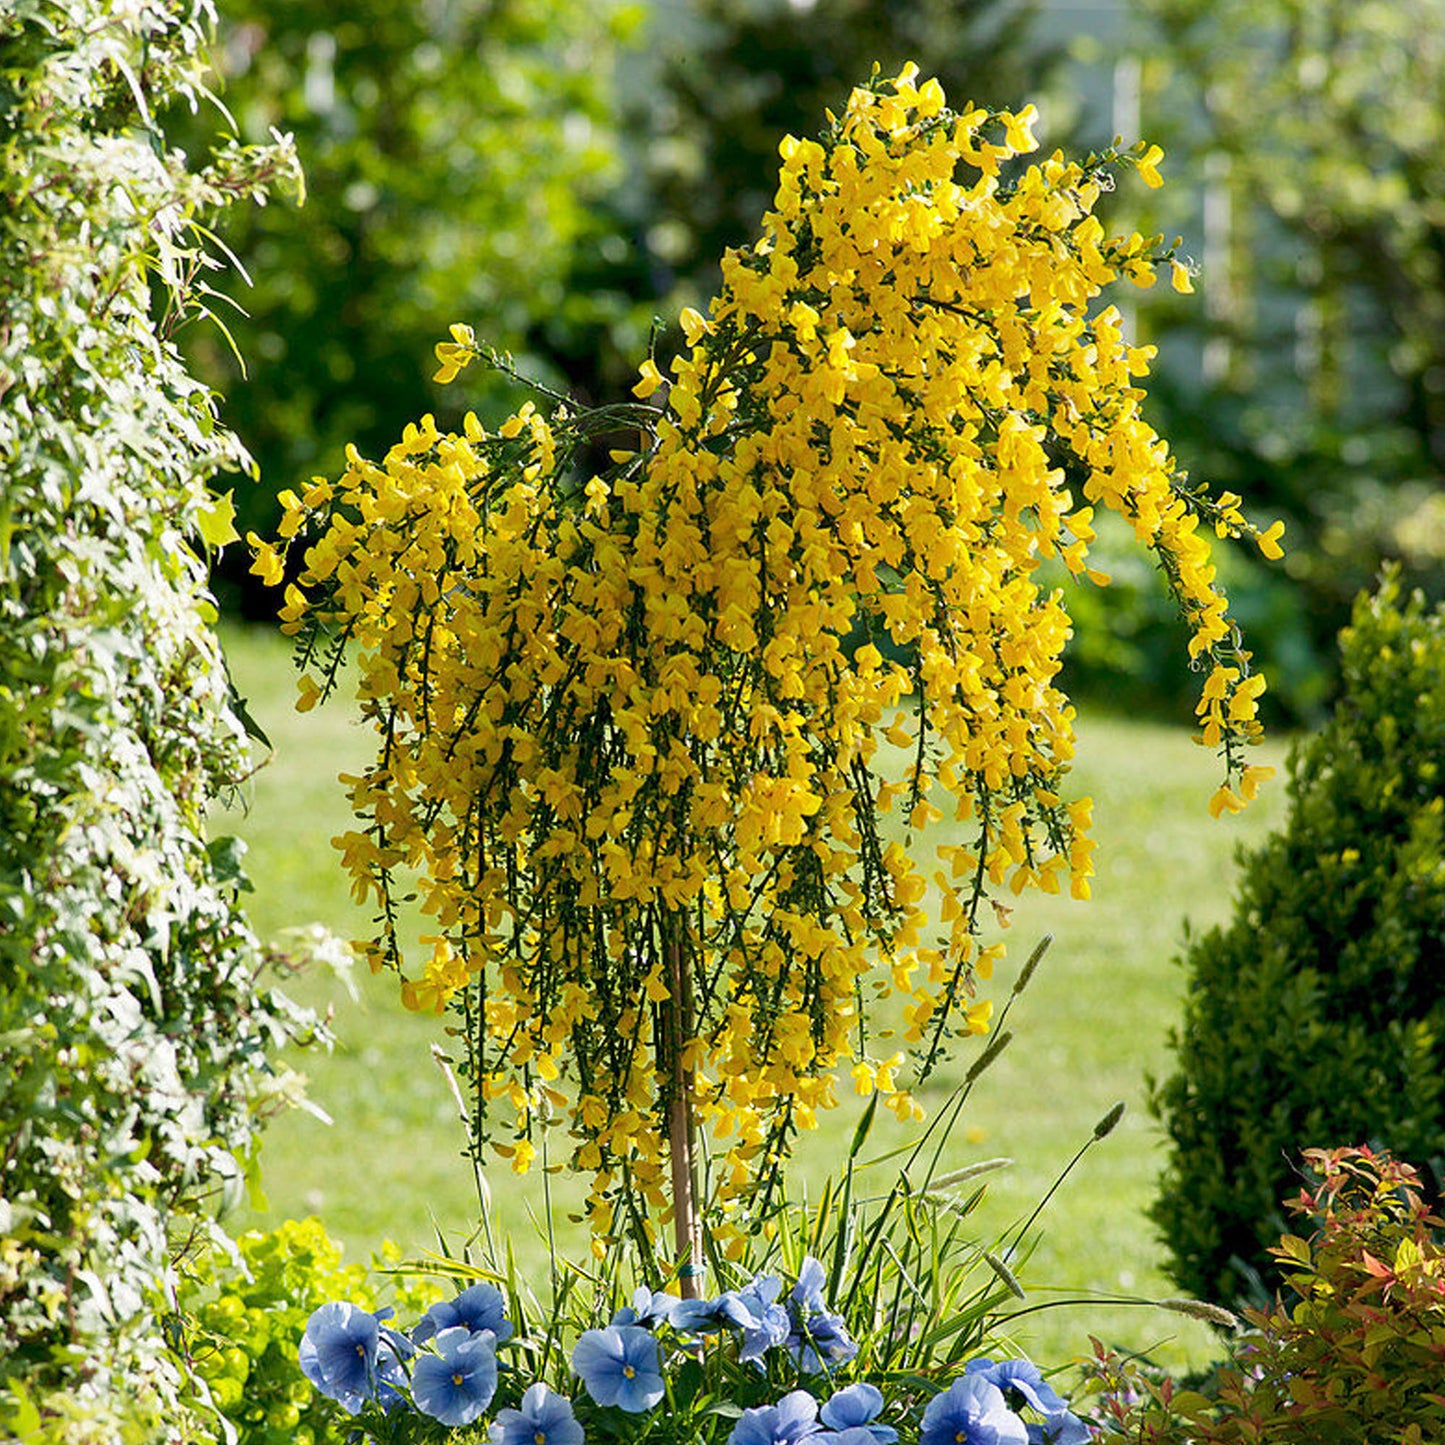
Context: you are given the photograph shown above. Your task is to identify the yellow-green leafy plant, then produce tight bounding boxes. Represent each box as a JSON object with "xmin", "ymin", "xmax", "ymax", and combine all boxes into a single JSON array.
[
  {"xmin": 262, "ymin": 64, "xmax": 1279, "ymax": 1286},
  {"xmin": 172, "ymin": 1218, "xmax": 442, "ymax": 1445}
]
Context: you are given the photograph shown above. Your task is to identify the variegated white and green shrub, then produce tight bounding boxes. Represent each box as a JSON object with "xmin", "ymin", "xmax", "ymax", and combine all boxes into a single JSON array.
[{"xmin": 0, "ymin": 2, "xmax": 316, "ymax": 1437}]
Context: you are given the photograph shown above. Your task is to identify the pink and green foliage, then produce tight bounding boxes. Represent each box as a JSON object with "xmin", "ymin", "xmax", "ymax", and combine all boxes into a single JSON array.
[{"xmin": 1085, "ymin": 1146, "xmax": 1445, "ymax": 1443}]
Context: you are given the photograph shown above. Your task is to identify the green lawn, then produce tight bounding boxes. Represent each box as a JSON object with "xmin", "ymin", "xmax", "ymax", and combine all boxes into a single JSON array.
[{"xmin": 214, "ymin": 621, "xmax": 1291, "ymax": 1375}]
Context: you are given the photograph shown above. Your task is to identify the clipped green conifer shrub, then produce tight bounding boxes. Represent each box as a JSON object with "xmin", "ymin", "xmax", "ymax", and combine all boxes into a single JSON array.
[{"xmin": 1150, "ymin": 574, "xmax": 1445, "ymax": 1307}]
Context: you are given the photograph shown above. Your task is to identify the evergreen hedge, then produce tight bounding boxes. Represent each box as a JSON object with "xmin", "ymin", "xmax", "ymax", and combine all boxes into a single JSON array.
[{"xmin": 1150, "ymin": 575, "xmax": 1445, "ymax": 1307}]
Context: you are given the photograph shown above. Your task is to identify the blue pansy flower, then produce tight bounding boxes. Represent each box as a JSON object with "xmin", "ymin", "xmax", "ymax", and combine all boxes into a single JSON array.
[
  {"xmin": 790, "ymin": 1257, "xmax": 831, "ymax": 1316},
  {"xmin": 1025, "ymin": 1416, "xmax": 1094, "ymax": 1445},
  {"xmin": 789, "ymin": 1307, "xmax": 858, "ymax": 1374},
  {"xmin": 299, "ymin": 1301, "xmax": 412, "ymax": 1414},
  {"xmin": 728, "ymin": 1388, "xmax": 823, "ymax": 1444},
  {"xmin": 489, "ymin": 1382, "xmax": 585, "ymax": 1445},
  {"xmin": 611, "ymin": 1285, "xmax": 680, "ymax": 1329},
  {"xmin": 787, "ymin": 1258, "xmax": 859, "ymax": 1373},
  {"xmin": 669, "ymin": 1295, "xmax": 727, "ymax": 1335},
  {"xmin": 717, "ymin": 1275, "xmax": 792, "ymax": 1365},
  {"xmin": 919, "ymin": 1375, "xmax": 1028, "ymax": 1445},
  {"xmin": 412, "ymin": 1326, "xmax": 499, "ymax": 1428},
  {"xmin": 821, "ymin": 1382, "xmax": 897, "ymax": 1443},
  {"xmin": 964, "ymin": 1359, "xmax": 1093, "ymax": 1444},
  {"xmin": 817, "ymin": 1431, "xmax": 883, "ymax": 1445},
  {"xmin": 963, "ymin": 1360, "xmax": 1068, "ymax": 1416},
  {"xmin": 572, "ymin": 1323, "xmax": 666, "ymax": 1412},
  {"xmin": 413, "ymin": 1282, "xmax": 514, "ymax": 1345}
]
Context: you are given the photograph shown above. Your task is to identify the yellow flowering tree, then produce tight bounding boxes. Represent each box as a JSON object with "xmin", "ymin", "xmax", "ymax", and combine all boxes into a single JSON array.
[{"xmin": 259, "ymin": 65, "xmax": 1278, "ymax": 1287}]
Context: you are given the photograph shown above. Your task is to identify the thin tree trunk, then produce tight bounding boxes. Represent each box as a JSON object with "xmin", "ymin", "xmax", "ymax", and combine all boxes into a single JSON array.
[{"xmin": 664, "ymin": 921, "xmax": 702, "ymax": 1297}]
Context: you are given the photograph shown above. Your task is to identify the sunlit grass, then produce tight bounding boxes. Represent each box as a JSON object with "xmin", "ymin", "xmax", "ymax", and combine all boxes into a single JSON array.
[{"xmin": 215, "ymin": 621, "xmax": 1291, "ymax": 1375}]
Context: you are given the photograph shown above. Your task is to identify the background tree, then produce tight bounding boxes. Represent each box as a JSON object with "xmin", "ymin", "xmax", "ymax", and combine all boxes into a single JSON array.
[
  {"xmin": 177, "ymin": 0, "xmax": 641, "ymax": 613},
  {"xmin": 1127, "ymin": 0, "xmax": 1445, "ymax": 707}
]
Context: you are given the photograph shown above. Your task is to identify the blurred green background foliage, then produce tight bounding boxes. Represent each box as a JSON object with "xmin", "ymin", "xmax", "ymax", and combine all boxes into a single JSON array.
[
  {"xmin": 166, "ymin": 0, "xmax": 640, "ymax": 608},
  {"xmin": 182, "ymin": 0, "xmax": 1443, "ymax": 722},
  {"xmin": 1128, "ymin": 0, "xmax": 1445, "ymax": 713}
]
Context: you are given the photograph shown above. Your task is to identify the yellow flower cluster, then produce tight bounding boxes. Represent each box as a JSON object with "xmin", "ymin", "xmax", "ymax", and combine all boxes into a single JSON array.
[{"xmin": 261, "ymin": 64, "xmax": 1276, "ymax": 1245}]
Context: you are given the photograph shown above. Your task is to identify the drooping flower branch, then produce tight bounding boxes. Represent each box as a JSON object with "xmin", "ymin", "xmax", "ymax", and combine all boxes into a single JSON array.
[{"xmin": 261, "ymin": 64, "xmax": 1276, "ymax": 1279}]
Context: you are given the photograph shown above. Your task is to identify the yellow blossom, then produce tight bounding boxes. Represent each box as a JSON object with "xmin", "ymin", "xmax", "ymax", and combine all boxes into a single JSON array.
[
  {"xmin": 632, "ymin": 358, "xmax": 665, "ymax": 399},
  {"xmin": 1136, "ymin": 143, "xmax": 1166, "ymax": 188},
  {"xmin": 1256, "ymin": 519, "xmax": 1286, "ymax": 560},
  {"xmin": 247, "ymin": 533, "xmax": 284, "ymax": 587},
  {"xmin": 433, "ymin": 324, "xmax": 477, "ymax": 384},
  {"xmin": 679, "ymin": 307, "xmax": 711, "ymax": 346}
]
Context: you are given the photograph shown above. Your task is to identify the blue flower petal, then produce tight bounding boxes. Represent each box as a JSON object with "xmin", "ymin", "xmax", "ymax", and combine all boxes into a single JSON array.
[
  {"xmin": 414, "ymin": 1281, "xmax": 513, "ymax": 1345},
  {"xmin": 727, "ymin": 1388, "xmax": 822, "ymax": 1445},
  {"xmin": 1026, "ymin": 1410, "xmax": 1094, "ymax": 1445},
  {"xmin": 966, "ymin": 1358, "xmax": 1069, "ymax": 1417},
  {"xmin": 791, "ymin": 1256, "xmax": 828, "ymax": 1314},
  {"xmin": 299, "ymin": 1301, "xmax": 382, "ymax": 1414},
  {"xmin": 920, "ymin": 1376, "xmax": 1029, "ymax": 1445},
  {"xmin": 822, "ymin": 1382, "xmax": 884, "ymax": 1429}
]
